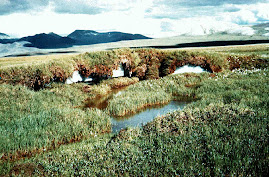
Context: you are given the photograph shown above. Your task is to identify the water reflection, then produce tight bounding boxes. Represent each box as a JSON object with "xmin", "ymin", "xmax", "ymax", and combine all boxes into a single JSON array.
[{"xmin": 111, "ymin": 101, "xmax": 188, "ymax": 133}]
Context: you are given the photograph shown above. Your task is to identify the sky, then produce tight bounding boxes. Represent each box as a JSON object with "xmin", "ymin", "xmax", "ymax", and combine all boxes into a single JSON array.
[{"xmin": 0, "ymin": 0, "xmax": 269, "ymax": 38}]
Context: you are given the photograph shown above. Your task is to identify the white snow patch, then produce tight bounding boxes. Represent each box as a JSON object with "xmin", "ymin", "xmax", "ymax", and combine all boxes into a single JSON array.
[
  {"xmin": 112, "ymin": 65, "xmax": 125, "ymax": 78},
  {"xmin": 84, "ymin": 76, "xmax": 93, "ymax": 82},
  {"xmin": 265, "ymin": 27, "xmax": 269, "ymax": 31},
  {"xmin": 85, "ymin": 32, "xmax": 98, "ymax": 36},
  {"xmin": 172, "ymin": 65, "xmax": 206, "ymax": 75},
  {"xmin": 65, "ymin": 71, "xmax": 83, "ymax": 84}
]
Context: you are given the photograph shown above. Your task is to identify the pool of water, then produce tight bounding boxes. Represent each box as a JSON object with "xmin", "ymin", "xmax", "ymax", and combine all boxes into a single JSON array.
[{"xmin": 111, "ymin": 101, "xmax": 188, "ymax": 132}]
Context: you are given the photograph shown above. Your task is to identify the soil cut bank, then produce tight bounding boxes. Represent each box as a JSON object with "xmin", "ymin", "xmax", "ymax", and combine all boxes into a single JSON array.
[{"xmin": 3, "ymin": 48, "xmax": 267, "ymax": 90}]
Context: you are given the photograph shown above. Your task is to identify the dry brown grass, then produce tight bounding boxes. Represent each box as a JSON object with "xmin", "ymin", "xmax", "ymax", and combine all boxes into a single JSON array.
[{"xmin": 0, "ymin": 54, "xmax": 76, "ymax": 68}]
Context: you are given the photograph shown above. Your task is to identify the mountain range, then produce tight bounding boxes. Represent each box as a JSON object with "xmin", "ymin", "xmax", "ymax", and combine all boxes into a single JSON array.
[
  {"xmin": 1, "ymin": 23, "xmax": 269, "ymax": 57},
  {"xmin": 0, "ymin": 30, "xmax": 151, "ymax": 49},
  {"xmin": 68, "ymin": 30, "xmax": 151, "ymax": 45}
]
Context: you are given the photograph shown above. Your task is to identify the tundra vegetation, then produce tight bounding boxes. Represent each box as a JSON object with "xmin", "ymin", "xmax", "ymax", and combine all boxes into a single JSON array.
[{"xmin": 0, "ymin": 46, "xmax": 268, "ymax": 176}]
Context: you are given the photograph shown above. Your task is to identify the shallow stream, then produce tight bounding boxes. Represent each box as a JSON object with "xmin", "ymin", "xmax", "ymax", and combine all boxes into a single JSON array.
[
  {"xmin": 86, "ymin": 88, "xmax": 189, "ymax": 133},
  {"xmin": 85, "ymin": 65, "xmax": 205, "ymax": 133}
]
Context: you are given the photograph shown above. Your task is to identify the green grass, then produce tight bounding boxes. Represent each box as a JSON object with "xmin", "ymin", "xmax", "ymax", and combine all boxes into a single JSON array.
[
  {"xmin": 1, "ymin": 69, "xmax": 267, "ymax": 176},
  {"xmin": 0, "ymin": 83, "xmax": 111, "ymax": 157},
  {"xmin": 0, "ymin": 46, "xmax": 269, "ymax": 176},
  {"xmin": 106, "ymin": 73, "xmax": 206, "ymax": 116},
  {"xmin": 85, "ymin": 77, "xmax": 139, "ymax": 99}
]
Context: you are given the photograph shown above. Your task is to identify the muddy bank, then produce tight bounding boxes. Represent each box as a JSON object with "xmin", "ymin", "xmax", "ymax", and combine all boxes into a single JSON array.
[{"xmin": 86, "ymin": 86, "xmax": 128, "ymax": 110}]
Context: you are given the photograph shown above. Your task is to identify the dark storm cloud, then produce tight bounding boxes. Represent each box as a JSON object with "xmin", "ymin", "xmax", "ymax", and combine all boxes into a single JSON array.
[{"xmin": 0, "ymin": 0, "xmax": 49, "ymax": 15}]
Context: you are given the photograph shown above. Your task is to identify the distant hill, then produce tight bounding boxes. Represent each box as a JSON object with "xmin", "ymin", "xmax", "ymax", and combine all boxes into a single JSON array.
[
  {"xmin": 67, "ymin": 30, "xmax": 151, "ymax": 45},
  {"xmin": 0, "ymin": 31, "xmax": 151, "ymax": 49},
  {"xmin": 0, "ymin": 33, "xmax": 17, "ymax": 44},
  {"xmin": 1, "ymin": 22, "xmax": 269, "ymax": 52},
  {"xmin": 252, "ymin": 22, "xmax": 269, "ymax": 36},
  {"xmin": 252, "ymin": 22, "xmax": 269, "ymax": 28},
  {"xmin": 0, "ymin": 32, "xmax": 17, "ymax": 44},
  {"xmin": 18, "ymin": 33, "xmax": 75, "ymax": 49},
  {"xmin": 0, "ymin": 33, "xmax": 10, "ymax": 39}
]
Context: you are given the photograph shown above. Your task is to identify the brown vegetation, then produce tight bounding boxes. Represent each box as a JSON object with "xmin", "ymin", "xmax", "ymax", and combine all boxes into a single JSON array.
[{"xmin": 1, "ymin": 48, "xmax": 266, "ymax": 90}]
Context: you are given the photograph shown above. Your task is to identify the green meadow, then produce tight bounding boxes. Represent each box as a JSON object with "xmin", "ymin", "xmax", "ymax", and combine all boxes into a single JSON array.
[{"xmin": 0, "ymin": 45, "xmax": 268, "ymax": 176}]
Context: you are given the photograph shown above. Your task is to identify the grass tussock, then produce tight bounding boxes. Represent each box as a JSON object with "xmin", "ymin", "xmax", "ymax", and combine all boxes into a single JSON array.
[
  {"xmin": 84, "ymin": 77, "xmax": 139, "ymax": 110},
  {"xmin": 84, "ymin": 77, "xmax": 139, "ymax": 99},
  {"xmin": 106, "ymin": 73, "xmax": 208, "ymax": 117},
  {"xmin": 0, "ymin": 83, "xmax": 111, "ymax": 160},
  {"xmin": 3, "ymin": 69, "xmax": 267, "ymax": 176}
]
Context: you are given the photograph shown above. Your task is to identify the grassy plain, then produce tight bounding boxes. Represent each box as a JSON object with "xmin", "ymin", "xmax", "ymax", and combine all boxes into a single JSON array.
[{"xmin": 0, "ymin": 44, "xmax": 268, "ymax": 176}]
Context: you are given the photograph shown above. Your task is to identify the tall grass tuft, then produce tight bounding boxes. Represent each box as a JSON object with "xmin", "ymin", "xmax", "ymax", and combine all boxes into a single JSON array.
[{"xmin": 0, "ymin": 83, "xmax": 111, "ymax": 158}]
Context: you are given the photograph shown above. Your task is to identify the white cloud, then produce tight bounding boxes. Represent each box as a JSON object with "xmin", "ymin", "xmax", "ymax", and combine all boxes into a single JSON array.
[
  {"xmin": 157, "ymin": 17, "xmax": 255, "ymax": 37},
  {"xmin": 221, "ymin": 9, "xmax": 257, "ymax": 24},
  {"xmin": 221, "ymin": 2, "xmax": 269, "ymax": 24},
  {"xmin": 227, "ymin": 26, "xmax": 255, "ymax": 35},
  {"xmin": 255, "ymin": 3, "xmax": 269, "ymax": 20},
  {"xmin": 0, "ymin": 0, "xmax": 268, "ymax": 38},
  {"xmin": 51, "ymin": 0, "xmax": 154, "ymax": 15}
]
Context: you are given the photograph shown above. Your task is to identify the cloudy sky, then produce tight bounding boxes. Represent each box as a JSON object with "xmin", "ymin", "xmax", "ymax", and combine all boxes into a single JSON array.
[{"xmin": 0, "ymin": 0, "xmax": 269, "ymax": 38}]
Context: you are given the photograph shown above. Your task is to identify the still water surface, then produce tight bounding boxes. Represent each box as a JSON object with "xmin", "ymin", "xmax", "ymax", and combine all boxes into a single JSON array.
[{"xmin": 111, "ymin": 101, "xmax": 188, "ymax": 132}]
